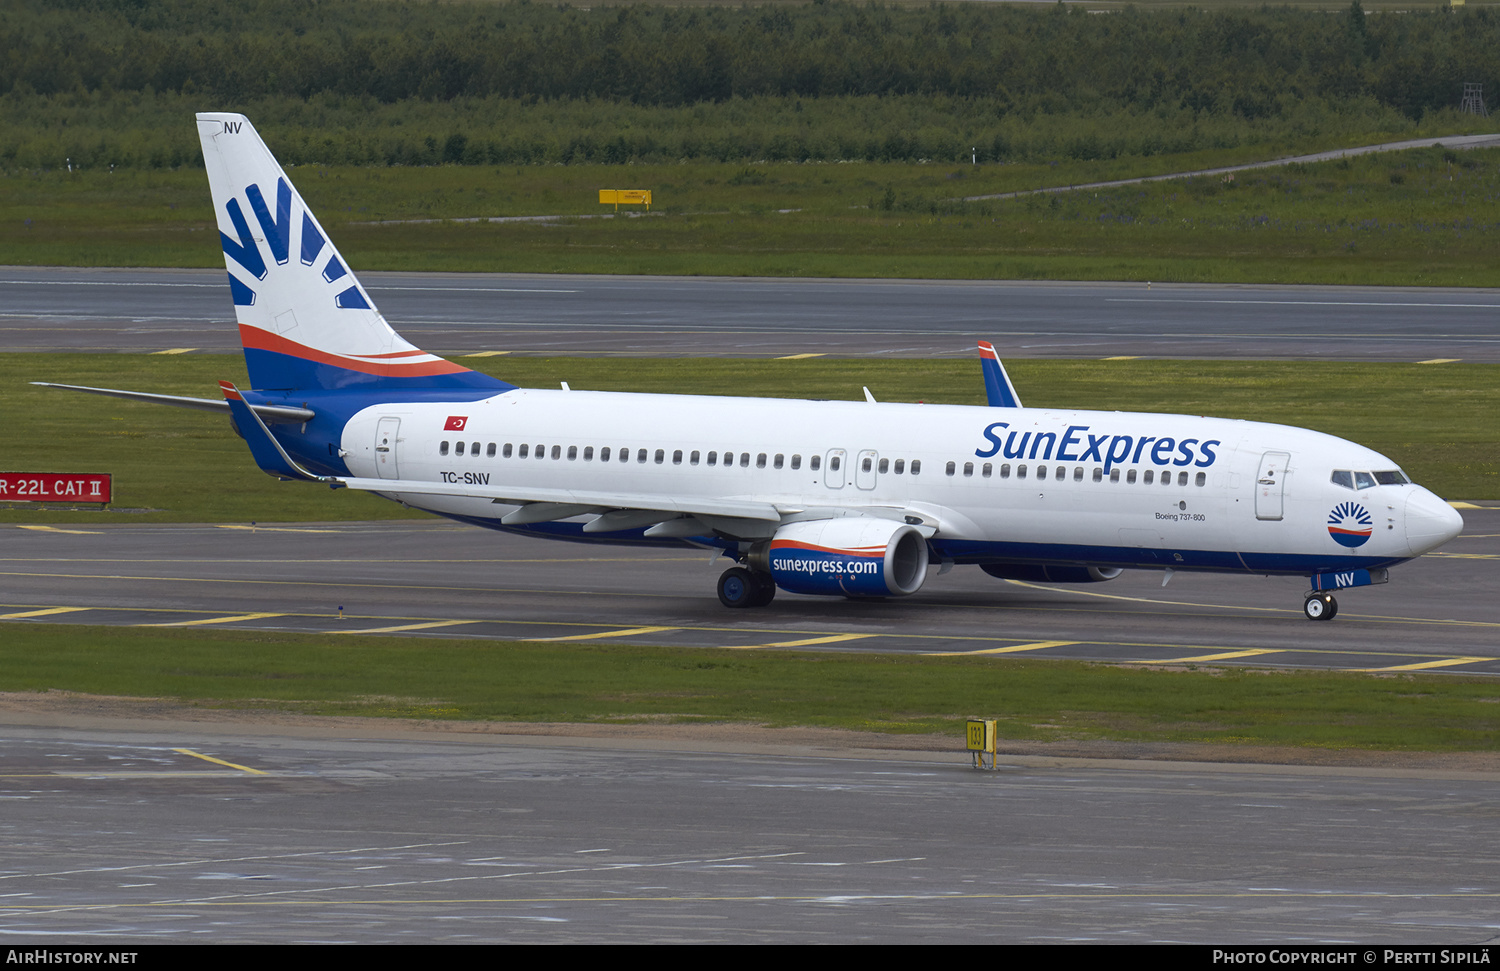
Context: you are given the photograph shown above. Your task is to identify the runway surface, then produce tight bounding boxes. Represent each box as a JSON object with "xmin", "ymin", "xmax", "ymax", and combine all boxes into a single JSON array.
[
  {"xmin": 4, "ymin": 266, "xmax": 1500, "ymax": 360},
  {"xmin": 3, "ymin": 509, "xmax": 1496, "ymax": 673},
  {"xmin": 2, "ymin": 722, "xmax": 1498, "ymax": 943}
]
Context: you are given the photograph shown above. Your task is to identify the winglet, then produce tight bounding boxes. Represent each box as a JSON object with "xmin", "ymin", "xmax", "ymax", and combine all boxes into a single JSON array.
[
  {"xmin": 220, "ymin": 380, "xmax": 320, "ymax": 481},
  {"xmin": 978, "ymin": 341, "xmax": 1022, "ymax": 408}
]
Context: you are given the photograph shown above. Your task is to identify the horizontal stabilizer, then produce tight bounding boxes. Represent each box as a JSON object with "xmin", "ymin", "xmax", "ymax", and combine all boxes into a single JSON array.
[{"xmin": 34, "ymin": 382, "xmax": 314, "ymax": 424}]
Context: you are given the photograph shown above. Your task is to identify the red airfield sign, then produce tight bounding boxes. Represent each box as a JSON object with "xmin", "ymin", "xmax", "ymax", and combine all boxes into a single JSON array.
[{"xmin": 0, "ymin": 473, "xmax": 112, "ymax": 504}]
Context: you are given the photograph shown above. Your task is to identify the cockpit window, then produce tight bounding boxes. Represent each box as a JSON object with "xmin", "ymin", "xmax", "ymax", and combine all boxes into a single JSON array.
[
  {"xmin": 1354, "ymin": 471, "xmax": 1377, "ymax": 490},
  {"xmin": 1330, "ymin": 470, "xmax": 1354, "ymax": 490},
  {"xmin": 1375, "ymin": 470, "xmax": 1409, "ymax": 485}
]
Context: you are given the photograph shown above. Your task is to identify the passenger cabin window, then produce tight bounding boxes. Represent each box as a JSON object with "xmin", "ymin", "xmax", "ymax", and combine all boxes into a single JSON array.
[
  {"xmin": 894, "ymin": 459, "xmax": 905, "ymax": 474},
  {"xmin": 707, "ymin": 451, "xmax": 717, "ymax": 466},
  {"xmin": 518, "ymin": 444, "xmax": 529, "ymax": 459},
  {"xmin": 673, "ymin": 450, "xmax": 683, "ymax": 465},
  {"xmin": 910, "ymin": 460, "xmax": 921, "ymax": 475},
  {"xmin": 487, "ymin": 443, "xmax": 496, "ymax": 458},
  {"xmin": 811, "ymin": 455, "xmax": 821, "ymax": 471},
  {"xmin": 791, "ymin": 455, "xmax": 802, "ymax": 470},
  {"xmin": 1036, "ymin": 465, "xmax": 1047, "ymax": 481},
  {"xmin": 1017, "ymin": 464, "xmax": 1027, "ymax": 480},
  {"xmin": 757, "ymin": 453, "xmax": 767, "ymax": 469},
  {"xmin": 567, "ymin": 446, "xmax": 578, "ymax": 460},
  {"xmin": 551, "ymin": 445, "xmax": 562, "ymax": 460},
  {"xmin": 774, "ymin": 454, "xmax": 784, "ymax": 469},
  {"xmin": 999, "ymin": 463, "xmax": 1010, "ymax": 479},
  {"xmin": 584, "ymin": 446, "xmax": 593, "ymax": 461},
  {"xmin": 655, "ymin": 449, "xmax": 665, "ymax": 464},
  {"xmin": 637, "ymin": 449, "xmax": 648, "ymax": 464},
  {"xmin": 691, "ymin": 450, "xmax": 700, "ymax": 465},
  {"xmin": 1195, "ymin": 472, "xmax": 1207, "ymax": 486},
  {"xmin": 981, "ymin": 462, "xmax": 992, "ymax": 478},
  {"xmin": 740, "ymin": 453, "xmax": 750, "ymax": 468},
  {"xmin": 879, "ymin": 458, "xmax": 890, "ymax": 474},
  {"xmin": 440, "ymin": 441, "xmax": 450, "ymax": 456},
  {"xmin": 503, "ymin": 443, "xmax": 513, "ymax": 458},
  {"xmin": 945, "ymin": 461, "xmax": 956, "ymax": 476}
]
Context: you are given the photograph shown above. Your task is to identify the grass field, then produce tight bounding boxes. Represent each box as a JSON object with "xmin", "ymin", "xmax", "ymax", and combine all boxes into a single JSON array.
[
  {"xmin": 3, "ymin": 624, "xmax": 1498, "ymax": 751},
  {"xmin": 2, "ymin": 354, "xmax": 1496, "ymax": 524},
  {"xmin": 6, "ymin": 144, "xmax": 1500, "ymax": 285}
]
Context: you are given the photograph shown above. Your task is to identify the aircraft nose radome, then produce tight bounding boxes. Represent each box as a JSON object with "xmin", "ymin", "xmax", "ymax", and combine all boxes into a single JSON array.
[{"xmin": 1404, "ymin": 489, "xmax": 1464, "ymax": 555}]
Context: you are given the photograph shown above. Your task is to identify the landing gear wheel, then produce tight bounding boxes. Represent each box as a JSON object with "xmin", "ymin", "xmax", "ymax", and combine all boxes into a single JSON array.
[
  {"xmin": 749, "ymin": 571, "xmax": 777, "ymax": 607},
  {"xmin": 718, "ymin": 567, "xmax": 756, "ymax": 608},
  {"xmin": 1303, "ymin": 593, "xmax": 1338, "ymax": 621},
  {"xmin": 719, "ymin": 568, "xmax": 777, "ymax": 608}
]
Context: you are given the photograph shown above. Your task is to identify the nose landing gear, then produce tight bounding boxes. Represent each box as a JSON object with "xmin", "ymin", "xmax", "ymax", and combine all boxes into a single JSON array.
[{"xmin": 1303, "ymin": 592, "xmax": 1338, "ymax": 621}]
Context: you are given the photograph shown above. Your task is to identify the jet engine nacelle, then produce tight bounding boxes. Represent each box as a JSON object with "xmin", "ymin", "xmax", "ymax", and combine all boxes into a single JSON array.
[
  {"xmin": 755, "ymin": 518, "xmax": 929, "ymax": 598},
  {"xmin": 980, "ymin": 563, "xmax": 1124, "ymax": 583}
]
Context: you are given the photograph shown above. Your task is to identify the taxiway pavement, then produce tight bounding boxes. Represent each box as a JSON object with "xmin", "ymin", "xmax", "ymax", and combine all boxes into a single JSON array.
[
  {"xmin": 3, "ymin": 510, "xmax": 1496, "ymax": 673},
  {"xmin": 4, "ymin": 266, "xmax": 1499, "ymax": 360}
]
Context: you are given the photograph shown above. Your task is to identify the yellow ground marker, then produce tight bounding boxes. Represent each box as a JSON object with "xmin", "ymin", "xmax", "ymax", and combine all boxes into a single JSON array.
[
  {"xmin": 462, "ymin": 350, "xmax": 510, "ymax": 357},
  {"xmin": 343, "ymin": 620, "xmax": 478, "ymax": 634},
  {"xmin": 215, "ymin": 524, "xmax": 347, "ymax": 533},
  {"xmin": 17, "ymin": 525, "xmax": 100, "ymax": 534},
  {"xmin": 1357, "ymin": 657, "xmax": 1490, "ymax": 673},
  {"xmin": 146, "ymin": 612, "xmax": 285, "ymax": 627},
  {"xmin": 926, "ymin": 639, "xmax": 1077, "ymax": 657},
  {"xmin": 172, "ymin": 748, "xmax": 267, "ymax": 775},
  {"xmin": 731, "ymin": 633, "xmax": 875, "ymax": 650},
  {"xmin": 1417, "ymin": 358, "xmax": 1460, "ymax": 364},
  {"xmin": 1102, "ymin": 355, "xmax": 1141, "ymax": 360},
  {"xmin": 776, "ymin": 353, "xmax": 825, "ymax": 360},
  {"xmin": 1449, "ymin": 502, "xmax": 1484, "ymax": 509},
  {"xmin": 1139, "ymin": 649, "xmax": 1283, "ymax": 664},
  {"xmin": 0, "ymin": 606, "xmax": 90, "ymax": 620},
  {"xmin": 150, "ymin": 347, "xmax": 196, "ymax": 355},
  {"xmin": 527, "ymin": 625, "xmax": 677, "ymax": 642}
]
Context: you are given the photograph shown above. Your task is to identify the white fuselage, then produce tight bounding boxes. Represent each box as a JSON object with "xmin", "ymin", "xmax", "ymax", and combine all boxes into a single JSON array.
[{"xmin": 336, "ymin": 389, "xmax": 1454, "ymax": 575}]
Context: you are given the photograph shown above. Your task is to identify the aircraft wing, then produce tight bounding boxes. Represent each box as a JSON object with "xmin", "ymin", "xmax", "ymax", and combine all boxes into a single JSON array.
[{"xmin": 329, "ymin": 475, "xmax": 783, "ymax": 523}]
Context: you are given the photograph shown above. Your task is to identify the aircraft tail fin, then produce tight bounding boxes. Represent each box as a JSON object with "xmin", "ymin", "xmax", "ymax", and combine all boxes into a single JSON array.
[
  {"xmin": 196, "ymin": 113, "xmax": 510, "ymax": 394},
  {"xmin": 977, "ymin": 341, "xmax": 1022, "ymax": 408}
]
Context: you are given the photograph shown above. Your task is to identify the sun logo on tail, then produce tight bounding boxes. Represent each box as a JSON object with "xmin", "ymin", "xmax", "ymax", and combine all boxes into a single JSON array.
[{"xmin": 1327, "ymin": 501, "xmax": 1373, "ymax": 548}]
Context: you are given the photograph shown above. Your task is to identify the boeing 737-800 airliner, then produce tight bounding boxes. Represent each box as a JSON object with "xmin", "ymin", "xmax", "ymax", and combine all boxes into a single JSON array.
[{"xmin": 40, "ymin": 114, "xmax": 1464, "ymax": 619}]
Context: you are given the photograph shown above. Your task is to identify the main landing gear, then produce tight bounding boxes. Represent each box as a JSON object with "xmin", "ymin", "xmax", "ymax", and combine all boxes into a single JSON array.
[
  {"xmin": 1303, "ymin": 592, "xmax": 1338, "ymax": 622},
  {"xmin": 718, "ymin": 567, "xmax": 777, "ymax": 608}
]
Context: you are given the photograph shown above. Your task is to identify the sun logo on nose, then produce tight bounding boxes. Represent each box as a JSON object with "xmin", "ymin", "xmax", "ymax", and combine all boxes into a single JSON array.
[{"xmin": 1327, "ymin": 501, "xmax": 1373, "ymax": 548}]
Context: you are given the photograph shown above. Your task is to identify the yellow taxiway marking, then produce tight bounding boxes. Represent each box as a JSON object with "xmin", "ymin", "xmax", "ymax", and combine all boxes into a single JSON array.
[
  {"xmin": 215, "ymin": 524, "xmax": 349, "ymax": 533},
  {"xmin": 0, "ymin": 606, "xmax": 90, "ymax": 620},
  {"xmin": 150, "ymin": 347, "xmax": 197, "ymax": 355},
  {"xmin": 16, "ymin": 525, "xmax": 100, "ymax": 534},
  {"xmin": 1102, "ymin": 355, "xmax": 1141, "ymax": 360},
  {"xmin": 733, "ymin": 633, "xmax": 875, "ymax": 650},
  {"xmin": 1417, "ymin": 358, "xmax": 1460, "ymax": 364},
  {"xmin": 462, "ymin": 350, "xmax": 510, "ymax": 357},
  {"xmin": 527, "ymin": 625, "xmax": 678, "ymax": 643},
  {"xmin": 172, "ymin": 748, "xmax": 267, "ymax": 776},
  {"xmin": 1140, "ymin": 649, "xmax": 1284, "ymax": 664},
  {"xmin": 1449, "ymin": 501, "xmax": 1486, "ymax": 509},
  {"xmin": 343, "ymin": 620, "xmax": 478, "ymax": 634},
  {"xmin": 145, "ymin": 612, "xmax": 286, "ymax": 627},
  {"xmin": 776, "ymin": 353, "xmax": 825, "ymax": 360},
  {"xmin": 1357, "ymin": 657, "xmax": 1491, "ymax": 673},
  {"xmin": 926, "ymin": 639, "xmax": 1078, "ymax": 657}
]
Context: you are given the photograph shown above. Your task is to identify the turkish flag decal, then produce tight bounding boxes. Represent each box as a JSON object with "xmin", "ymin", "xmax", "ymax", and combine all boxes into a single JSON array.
[{"xmin": 444, "ymin": 416, "xmax": 468, "ymax": 431}]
